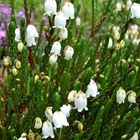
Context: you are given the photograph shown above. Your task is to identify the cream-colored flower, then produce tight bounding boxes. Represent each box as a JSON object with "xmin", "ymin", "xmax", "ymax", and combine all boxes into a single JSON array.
[
  {"xmin": 67, "ymin": 90, "xmax": 77, "ymax": 103},
  {"xmin": 127, "ymin": 91, "xmax": 137, "ymax": 104},
  {"xmin": 64, "ymin": 45, "xmax": 74, "ymax": 60},
  {"xmin": 17, "ymin": 42, "xmax": 24, "ymax": 52},
  {"xmin": 59, "ymin": 27, "xmax": 68, "ymax": 40},
  {"xmin": 3, "ymin": 56, "xmax": 11, "ymax": 67},
  {"xmin": 45, "ymin": 107, "xmax": 53, "ymax": 122},
  {"xmin": 34, "ymin": 117, "xmax": 42, "ymax": 129},
  {"xmin": 116, "ymin": 87, "xmax": 126, "ymax": 104},
  {"xmin": 15, "ymin": 60, "xmax": 21, "ymax": 69},
  {"xmin": 76, "ymin": 17, "xmax": 81, "ymax": 26}
]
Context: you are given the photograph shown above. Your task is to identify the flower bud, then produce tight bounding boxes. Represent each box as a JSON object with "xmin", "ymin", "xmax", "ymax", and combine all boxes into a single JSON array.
[
  {"xmin": 131, "ymin": 3, "xmax": 140, "ymax": 18},
  {"xmin": 127, "ymin": 91, "xmax": 136, "ymax": 104},
  {"xmin": 17, "ymin": 42, "xmax": 24, "ymax": 52},
  {"xmin": 76, "ymin": 17, "xmax": 81, "ymax": 26},
  {"xmin": 45, "ymin": 107, "xmax": 53, "ymax": 122},
  {"xmin": 59, "ymin": 27, "xmax": 68, "ymax": 40},
  {"xmin": 67, "ymin": 90, "xmax": 77, "ymax": 103},
  {"xmin": 14, "ymin": 28, "xmax": 21, "ymax": 42},
  {"xmin": 12, "ymin": 67, "xmax": 18, "ymax": 76},
  {"xmin": 34, "ymin": 117, "xmax": 42, "ymax": 129},
  {"xmin": 44, "ymin": 0, "xmax": 57, "ymax": 16},
  {"xmin": 49, "ymin": 53, "xmax": 58, "ymax": 65},
  {"xmin": 34, "ymin": 75, "xmax": 39, "ymax": 83},
  {"xmin": 51, "ymin": 41, "xmax": 61, "ymax": 55},
  {"xmin": 3, "ymin": 56, "xmax": 11, "ymax": 67},
  {"xmin": 64, "ymin": 45, "xmax": 74, "ymax": 60},
  {"xmin": 77, "ymin": 122, "xmax": 83, "ymax": 131},
  {"xmin": 62, "ymin": 2, "xmax": 75, "ymax": 19},
  {"xmin": 53, "ymin": 12, "xmax": 67, "ymax": 28},
  {"xmin": 15, "ymin": 60, "xmax": 21, "ymax": 69}
]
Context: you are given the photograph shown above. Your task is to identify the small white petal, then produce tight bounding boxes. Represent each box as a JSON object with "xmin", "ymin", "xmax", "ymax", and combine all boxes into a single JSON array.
[{"xmin": 15, "ymin": 28, "xmax": 21, "ymax": 42}]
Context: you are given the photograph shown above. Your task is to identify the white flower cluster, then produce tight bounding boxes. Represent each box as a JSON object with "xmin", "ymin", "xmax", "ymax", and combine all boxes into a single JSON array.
[
  {"xmin": 116, "ymin": 87, "xmax": 137, "ymax": 104},
  {"xmin": 25, "ymin": 79, "xmax": 99, "ymax": 139},
  {"xmin": 125, "ymin": 24, "xmax": 140, "ymax": 45},
  {"xmin": 45, "ymin": 1, "xmax": 78, "ymax": 65},
  {"xmin": 14, "ymin": 25, "xmax": 39, "ymax": 47}
]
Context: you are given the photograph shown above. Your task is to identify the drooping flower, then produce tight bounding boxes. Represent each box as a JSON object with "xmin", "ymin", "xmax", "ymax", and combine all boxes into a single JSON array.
[
  {"xmin": 15, "ymin": 60, "xmax": 21, "ymax": 69},
  {"xmin": 49, "ymin": 53, "xmax": 58, "ymax": 65},
  {"xmin": 62, "ymin": 2, "xmax": 75, "ymax": 19},
  {"xmin": 34, "ymin": 117, "xmax": 42, "ymax": 129},
  {"xmin": 116, "ymin": 2, "xmax": 122, "ymax": 12},
  {"xmin": 25, "ymin": 25, "xmax": 39, "ymax": 47},
  {"xmin": 64, "ymin": 45, "xmax": 74, "ymax": 60},
  {"xmin": 60, "ymin": 104, "xmax": 71, "ymax": 117},
  {"xmin": 116, "ymin": 87, "xmax": 126, "ymax": 104},
  {"xmin": 3, "ymin": 56, "xmax": 11, "ymax": 67},
  {"xmin": 74, "ymin": 90, "xmax": 88, "ymax": 112},
  {"xmin": 127, "ymin": 91, "xmax": 137, "ymax": 104},
  {"xmin": 86, "ymin": 79, "xmax": 99, "ymax": 98},
  {"xmin": 67, "ymin": 90, "xmax": 77, "ymax": 103},
  {"xmin": 42, "ymin": 120, "xmax": 55, "ymax": 139},
  {"xmin": 45, "ymin": 107, "xmax": 53, "ymax": 122},
  {"xmin": 130, "ymin": 132, "xmax": 138, "ymax": 140},
  {"xmin": 53, "ymin": 12, "xmax": 67, "ymax": 28},
  {"xmin": 76, "ymin": 17, "xmax": 81, "ymax": 26},
  {"xmin": 59, "ymin": 27, "xmax": 68, "ymax": 40},
  {"xmin": 51, "ymin": 41, "xmax": 61, "ymax": 55},
  {"xmin": 14, "ymin": 28, "xmax": 21, "ymax": 42},
  {"xmin": 18, "ymin": 133, "xmax": 27, "ymax": 140},
  {"xmin": 126, "ymin": 0, "xmax": 132, "ymax": 10},
  {"xmin": 44, "ymin": 0, "xmax": 57, "ymax": 16},
  {"xmin": 131, "ymin": 3, "xmax": 140, "ymax": 18},
  {"xmin": 52, "ymin": 111, "xmax": 69, "ymax": 128}
]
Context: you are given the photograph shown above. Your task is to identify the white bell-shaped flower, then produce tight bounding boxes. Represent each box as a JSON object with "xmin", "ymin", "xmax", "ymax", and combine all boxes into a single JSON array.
[
  {"xmin": 49, "ymin": 53, "xmax": 58, "ymax": 65},
  {"xmin": 126, "ymin": 0, "xmax": 132, "ymax": 10},
  {"xmin": 45, "ymin": 107, "xmax": 53, "ymax": 122},
  {"xmin": 15, "ymin": 28, "xmax": 21, "ymax": 42},
  {"xmin": 67, "ymin": 90, "xmax": 77, "ymax": 103},
  {"xmin": 25, "ymin": 25, "xmax": 38, "ymax": 47},
  {"xmin": 60, "ymin": 104, "xmax": 71, "ymax": 117},
  {"xmin": 74, "ymin": 90, "xmax": 88, "ymax": 112},
  {"xmin": 59, "ymin": 27, "xmax": 68, "ymax": 40},
  {"xmin": 108, "ymin": 37, "xmax": 113, "ymax": 48},
  {"xmin": 76, "ymin": 17, "xmax": 81, "ymax": 26},
  {"xmin": 130, "ymin": 132, "xmax": 138, "ymax": 140},
  {"xmin": 116, "ymin": 2, "xmax": 122, "ymax": 11},
  {"xmin": 62, "ymin": 2, "xmax": 75, "ymax": 19},
  {"xmin": 34, "ymin": 117, "xmax": 42, "ymax": 129},
  {"xmin": 131, "ymin": 3, "xmax": 140, "ymax": 18},
  {"xmin": 18, "ymin": 133, "xmax": 27, "ymax": 140},
  {"xmin": 86, "ymin": 79, "xmax": 99, "ymax": 98},
  {"xmin": 44, "ymin": 0, "xmax": 57, "ymax": 16},
  {"xmin": 127, "ymin": 91, "xmax": 137, "ymax": 104},
  {"xmin": 116, "ymin": 87, "xmax": 126, "ymax": 104},
  {"xmin": 18, "ymin": 137, "xmax": 26, "ymax": 140},
  {"xmin": 42, "ymin": 120, "xmax": 55, "ymax": 139},
  {"xmin": 64, "ymin": 45, "xmax": 74, "ymax": 60},
  {"xmin": 51, "ymin": 41, "xmax": 61, "ymax": 55},
  {"xmin": 52, "ymin": 111, "xmax": 69, "ymax": 128},
  {"xmin": 53, "ymin": 12, "xmax": 67, "ymax": 28}
]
